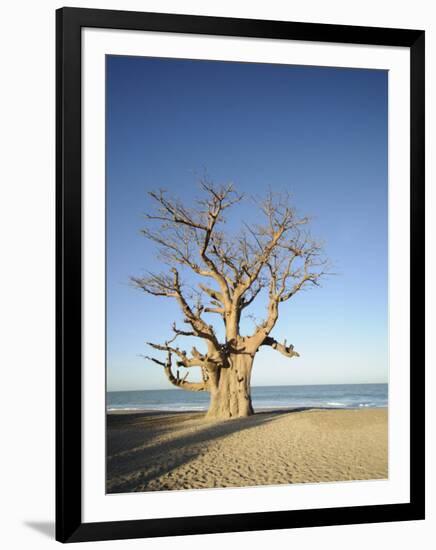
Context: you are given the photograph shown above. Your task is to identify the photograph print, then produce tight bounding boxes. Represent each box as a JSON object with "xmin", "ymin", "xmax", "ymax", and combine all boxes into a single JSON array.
[{"xmin": 106, "ymin": 55, "xmax": 388, "ymax": 494}]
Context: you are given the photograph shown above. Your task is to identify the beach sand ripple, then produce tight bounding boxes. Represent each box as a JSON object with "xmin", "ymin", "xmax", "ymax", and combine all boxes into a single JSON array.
[{"xmin": 106, "ymin": 408, "xmax": 388, "ymax": 493}]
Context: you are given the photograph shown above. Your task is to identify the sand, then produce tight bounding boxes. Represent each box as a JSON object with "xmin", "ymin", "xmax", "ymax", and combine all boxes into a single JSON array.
[{"xmin": 106, "ymin": 408, "xmax": 388, "ymax": 493}]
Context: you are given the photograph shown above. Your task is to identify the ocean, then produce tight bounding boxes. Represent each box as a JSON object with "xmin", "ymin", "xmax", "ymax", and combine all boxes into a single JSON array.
[{"xmin": 107, "ymin": 383, "xmax": 388, "ymax": 412}]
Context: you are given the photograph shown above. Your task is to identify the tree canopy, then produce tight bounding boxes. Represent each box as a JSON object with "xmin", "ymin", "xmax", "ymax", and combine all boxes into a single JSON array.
[{"xmin": 132, "ymin": 181, "xmax": 328, "ymax": 418}]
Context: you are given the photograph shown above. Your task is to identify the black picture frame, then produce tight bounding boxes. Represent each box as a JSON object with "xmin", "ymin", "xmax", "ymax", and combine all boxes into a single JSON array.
[{"xmin": 56, "ymin": 6, "xmax": 425, "ymax": 543}]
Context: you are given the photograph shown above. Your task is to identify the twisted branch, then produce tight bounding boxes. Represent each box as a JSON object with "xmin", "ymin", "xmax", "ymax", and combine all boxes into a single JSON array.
[{"xmin": 260, "ymin": 336, "xmax": 300, "ymax": 359}]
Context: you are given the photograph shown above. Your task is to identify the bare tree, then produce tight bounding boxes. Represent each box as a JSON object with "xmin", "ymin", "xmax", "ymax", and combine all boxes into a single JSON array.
[{"xmin": 133, "ymin": 181, "xmax": 328, "ymax": 420}]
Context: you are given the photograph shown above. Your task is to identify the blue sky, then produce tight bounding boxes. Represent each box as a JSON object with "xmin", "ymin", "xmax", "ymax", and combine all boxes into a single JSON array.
[{"xmin": 106, "ymin": 55, "xmax": 388, "ymax": 391}]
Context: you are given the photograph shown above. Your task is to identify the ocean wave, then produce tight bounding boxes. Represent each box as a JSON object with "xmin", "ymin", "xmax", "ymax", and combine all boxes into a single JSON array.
[
  {"xmin": 107, "ymin": 405, "xmax": 208, "ymax": 412},
  {"xmin": 107, "ymin": 384, "xmax": 388, "ymax": 412},
  {"xmin": 107, "ymin": 407, "xmax": 145, "ymax": 411}
]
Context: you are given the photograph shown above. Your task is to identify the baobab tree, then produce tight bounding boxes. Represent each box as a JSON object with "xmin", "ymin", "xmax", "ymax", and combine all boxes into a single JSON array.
[{"xmin": 133, "ymin": 182, "xmax": 328, "ymax": 420}]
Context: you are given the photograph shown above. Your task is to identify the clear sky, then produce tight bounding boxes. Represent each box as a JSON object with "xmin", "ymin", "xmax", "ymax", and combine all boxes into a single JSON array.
[{"xmin": 106, "ymin": 55, "xmax": 388, "ymax": 391}]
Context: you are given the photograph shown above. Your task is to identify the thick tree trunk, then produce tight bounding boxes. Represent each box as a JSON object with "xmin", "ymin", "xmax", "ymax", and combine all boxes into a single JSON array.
[{"xmin": 206, "ymin": 354, "xmax": 254, "ymax": 420}]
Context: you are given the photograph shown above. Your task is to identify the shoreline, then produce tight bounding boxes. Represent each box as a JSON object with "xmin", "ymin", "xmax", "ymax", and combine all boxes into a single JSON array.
[
  {"xmin": 107, "ymin": 405, "xmax": 388, "ymax": 415},
  {"xmin": 107, "ymin": 408, "xmax": 388, "ymax": 493}
]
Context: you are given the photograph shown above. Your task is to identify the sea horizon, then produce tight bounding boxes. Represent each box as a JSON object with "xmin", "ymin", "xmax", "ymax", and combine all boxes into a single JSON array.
[{"xmin": 107, "ymin": 383, "xmax": 388, "ymax": 412}]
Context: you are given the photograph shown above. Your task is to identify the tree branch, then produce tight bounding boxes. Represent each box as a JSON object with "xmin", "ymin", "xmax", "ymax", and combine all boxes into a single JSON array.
[
  {"xmin": 143, "ymin": 350, "xmax": 207, "ymax": 392},
  {"xmin": 137, "ymin": 183, "xmax": 329, "ymax": 368},
  {"xmin": 133, "ymin": 268, "xmax": 220, "ymax": 348},
  {"xmin": 260, "ymin": 336, "xmax": 300, "ymax": 358}
]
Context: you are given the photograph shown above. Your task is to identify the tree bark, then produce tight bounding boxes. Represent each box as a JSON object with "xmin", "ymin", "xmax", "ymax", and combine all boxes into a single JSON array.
[{"xmin": 206, "ymin": 354, "xmax": 254, "ymax": 420}]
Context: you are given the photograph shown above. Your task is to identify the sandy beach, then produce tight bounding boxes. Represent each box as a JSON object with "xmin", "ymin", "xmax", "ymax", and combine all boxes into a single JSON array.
[{"xmin": 107, "ymin": 408, "xmax": 388, "ymax": 493}]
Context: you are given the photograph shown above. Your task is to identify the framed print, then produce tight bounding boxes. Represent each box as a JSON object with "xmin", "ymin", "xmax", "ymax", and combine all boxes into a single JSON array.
[{"xmin": 56, "ymin": 7, "xmax": 425, "ymax": 543}]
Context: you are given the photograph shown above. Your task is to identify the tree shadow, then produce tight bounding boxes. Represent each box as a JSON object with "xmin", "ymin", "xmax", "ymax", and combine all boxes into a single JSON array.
[
  {"xmin": 107, "ymin": 409, "xmax": 312, "ymax": 493},
  {"xmin": 107, "ymin": 410, "xmax": 200, "ymax": 457}
]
